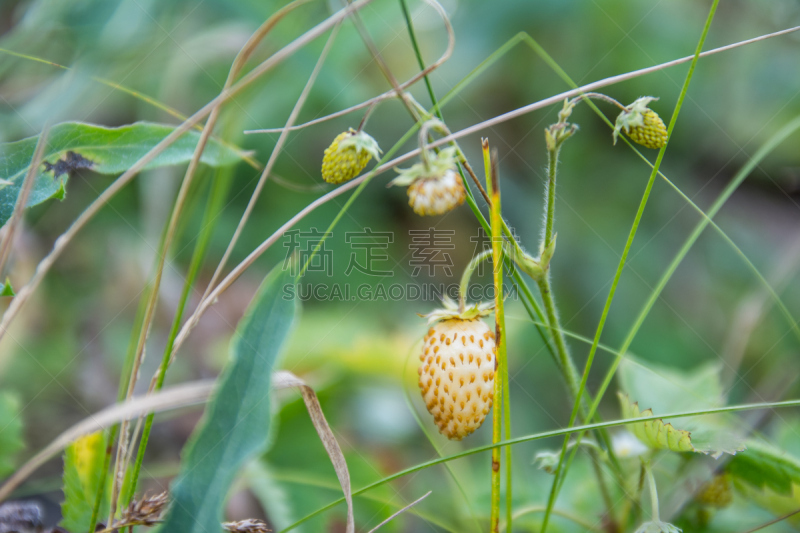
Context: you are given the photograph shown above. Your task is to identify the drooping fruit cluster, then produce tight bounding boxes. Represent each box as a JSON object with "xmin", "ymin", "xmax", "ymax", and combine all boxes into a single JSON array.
[
  {"xmin": 613, "ymin": 97, "xmax": 668, "ymax": 149},
  {"xmin": 418, "ymin": 299, "xmax": 495, "ymax": 440},
  {"xmin": 321, "ymin": 128, "xmax": 381, "ymax": 184},
  {"xmin": 390, "ymin": 146, "xmax": 465, "ymax": 216}
]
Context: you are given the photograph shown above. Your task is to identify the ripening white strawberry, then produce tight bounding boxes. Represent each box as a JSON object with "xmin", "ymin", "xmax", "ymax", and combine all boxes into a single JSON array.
[
  {"xmin": 407, "ymin": 168, "xmax": 466, "ymax": 216},
  {"xmin": 390, "ymin": 146, "xmax": 465, "ymax": 217},
  {"xmin": 418, "ymin": 299, "xmax": 495, "ymax": 440}
]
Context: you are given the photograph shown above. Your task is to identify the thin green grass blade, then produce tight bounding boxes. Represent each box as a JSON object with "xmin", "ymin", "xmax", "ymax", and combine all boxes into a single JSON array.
[
  {"xmin": 88, "ymin": 226, "xmax": 167, "ymax": 533},
  {"xmin": 268, "ymin": 468, "xmax": 460, "ymax": 532},
  {"xmin": 590, "ymin": 112, "xmax": 800, "ymax": 429},
  {"xmin": 536, "ymin": 1, "xmax": 720, "ymax": 529},
  {"xmin": 278, "ymin": 398, "xmax": 800, "ymax": 533},
  {"xmin": 520, "ymin": 32, "xmax": 800, "ymax": 348},
  {"xmin": 124, "ymin": 161, "xmax": 236, "ymax": 503}
]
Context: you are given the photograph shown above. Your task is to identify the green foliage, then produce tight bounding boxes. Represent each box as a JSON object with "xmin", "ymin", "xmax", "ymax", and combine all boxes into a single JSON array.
[
  {"xmin": 619, "ymin": 393, "xmax": 694, "ymax": 453},
  {"xmin": 726, "ymin": 440, "xmax": 800, "ymax": 528},
  {"xmin": 158, "ymin": 265, "xmax": 298, "ymax": 533},
  {"xmin": 618, "ymin": 357, "xmax": 724, "ymax": 414},
  {"xmin": 618, "ymin": 358, "xmax": 745, "ymax": 457},
  {"xmin": 0, "ymin": 391, "xmax": 24, "ymax": 478},
  {"xmin": 0, "ymin": 278, "xmax": 14, "ymax": 297},
  {"xmin": 728, "ymin": 440, "xmax": 800, "ymax": 496},
  {"xmin": 0, "ymin": 121, "xmax": 246, "ymax": 226},
  {"xmin": 60, "ymin": 432, "xmax": 108, "ymax": 533}
]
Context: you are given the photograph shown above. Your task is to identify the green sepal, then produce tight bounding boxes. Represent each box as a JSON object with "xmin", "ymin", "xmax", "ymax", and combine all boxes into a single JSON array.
[
  {"xmin": 338, "ymin": 129, "xmax": 382, "ymax": 160},
  {"xmin": 389, "ymin": 146, "xmax": 460, "ymax": 188},
  {"xmin": 613, "ymin": 96, "xmax": 659, "ymax": 145},
  {"xmin": 420, "ymin": 295, "xmax": 493, "ymax": 324},
  {"xmin": 0, "ymin": 278, "xmax": 14, "ymax": 297}
]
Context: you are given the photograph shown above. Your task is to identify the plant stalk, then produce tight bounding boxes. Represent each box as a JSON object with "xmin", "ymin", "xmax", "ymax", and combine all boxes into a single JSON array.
[
  {"xmin": 124, "ymin": 163, "xmax": 234, "ymax": 501},
  {"xmin": 484, "ymin": 140, "xmax": 505, "ymax": 533},
  {"xmin": 646, "ymin": 462, "xmax": 659, "ymax": 522},
  {"xmin": 539, "ymin": 3, "xmax": 720, "ymax": 527},
  {"xmin": 538, "ymin": 142, "xmax": 617, "ymax": 532}
]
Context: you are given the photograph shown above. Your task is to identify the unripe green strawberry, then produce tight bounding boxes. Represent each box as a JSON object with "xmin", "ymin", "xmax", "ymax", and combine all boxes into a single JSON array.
[
  {"xmin": 407, "ymin": 169, "xmax": 466, "ymax": 216},
  {"xmin": 418, "ymin": 299, "xmax": 495, "ymax": 440},
  {"xmin": 390, "ymin": 146, "xmax": 465, "ymax": 217},
  {"xmin": 613, "ymin": 97, "xmax": 668, "ymax": 149},
  {"xmin": 321, "ymin": 128, "xmax": 381, "ymax": 184}
]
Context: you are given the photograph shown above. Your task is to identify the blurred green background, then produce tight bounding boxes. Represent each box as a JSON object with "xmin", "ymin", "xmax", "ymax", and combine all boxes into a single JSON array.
[{"xmin": 1, "ymin": 0, "xmax": 800, "ymax": 531}]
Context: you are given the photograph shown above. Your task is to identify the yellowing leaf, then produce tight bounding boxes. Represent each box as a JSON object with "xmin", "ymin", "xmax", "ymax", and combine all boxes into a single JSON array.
[
  {"xmin": 619, "ymin": 393, "xmax": 694, "ymax": 453},
  {"xmin": 60, "ymin": 431, "xmax": 108, "ymax": 533}
]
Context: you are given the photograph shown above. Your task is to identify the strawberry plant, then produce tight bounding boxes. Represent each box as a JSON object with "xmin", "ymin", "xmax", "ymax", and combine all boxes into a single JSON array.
[{"xmin": 0, "ymin": 1, "xmax": 799, "ymax": 533}]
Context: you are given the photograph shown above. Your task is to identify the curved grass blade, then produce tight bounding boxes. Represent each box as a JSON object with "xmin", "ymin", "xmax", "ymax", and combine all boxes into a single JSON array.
[
  {"xmin": 0, "ymin": 121, "xmax": 245, "ymax": 226},
  {"xmin": 278, "ymin": 398, "xmax": 800, "ymax": 533},
  {"xmin": 267, "ymin": 468, "xmax": 458, "ymax": 532},
  {"xmin": 530, "ymin": 1, "xmax": 720, "ymax": 526},
  {"xmin": 158, "ymin": 265, "xmax": 298, "ymax": 533},
  {"xmin": 0, "ymin": 379, "xmax": 215, "ymax": 504},
  {"xmin": 523, "ymin": 31, "xmax": 800, "ymax": 349}
]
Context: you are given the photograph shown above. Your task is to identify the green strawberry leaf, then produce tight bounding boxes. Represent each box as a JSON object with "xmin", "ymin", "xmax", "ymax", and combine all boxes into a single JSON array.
[
  {"xmin": 727, "ymin": 440, "xmax": 800, "ymax": 527},
  {"xmin": 158, "ymin": 265, "xmax": 299, "ymax": 533},
  {"xmin": 0, "ymin": 121, "xmax": 247, "ymax": 226},
  {"xmin": 727, "ymin": 440, "xmax": 800, "ymax": 496},
  {"xmin": 619, "ymin": 393, "xmax": 694, "ymax": 453},
  {"xmin": 60, "ymin": 432, "xmax": 108, "ymax": 533},
  {"xmin": 618, "ymin": 358, "xmax": 745, "ymax": 457},
  {"xmin": 0, "ymin": 392, "xmax": 24, "ymax": 478},
  {"xmin": 618, "ymin": 356, "xmax": 724, "ymax": 414}
]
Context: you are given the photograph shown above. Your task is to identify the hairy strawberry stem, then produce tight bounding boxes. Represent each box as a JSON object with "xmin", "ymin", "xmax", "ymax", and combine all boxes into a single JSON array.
[
  {"xmin": 541, "ymin": 3, "xmax": 719, "ymax": 528},
  {"xmin": 538, "ymin": 116, "xmax": 617, "ymax": 532}
]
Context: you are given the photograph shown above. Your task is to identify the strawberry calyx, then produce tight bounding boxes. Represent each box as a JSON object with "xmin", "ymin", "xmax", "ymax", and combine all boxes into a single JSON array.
[
  {"xmin": 388, "ymin": 146, "xmax": 461, "ymax": 188},
  {"xmin": 419, "ymin": 295, "xmax": 493, "ymax": 324},
  {"xmin": 337, "ymin": 128, "xmax": 382, "ymax": 160},
  {"xmin": 612, "ymin": 96, "xmax": 659, "ymax": 145}
]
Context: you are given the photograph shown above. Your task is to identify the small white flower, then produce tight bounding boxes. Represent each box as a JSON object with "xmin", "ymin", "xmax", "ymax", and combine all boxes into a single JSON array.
[{"xmin": 612, "ymin": 430, "xmax": 648, "ymax": 458}]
